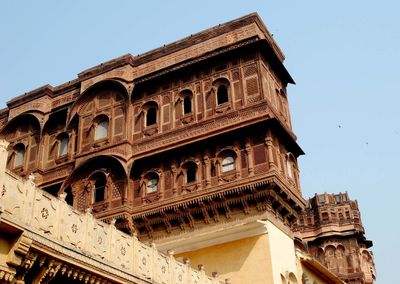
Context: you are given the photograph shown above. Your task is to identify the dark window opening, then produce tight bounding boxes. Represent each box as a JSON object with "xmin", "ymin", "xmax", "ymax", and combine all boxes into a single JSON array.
[
  {"xmin": 14, "ymin": 144, "xmax": 25, "ymax": 168},
  {"xmin": 43, "ymin": 183, "xmax": 62, "ymax": 197},
  {"xmin": 93, "ymin": 173, "xmax": 106, "ymax": 203},
  {"xmin": 64, "ymin": 186, "xmax": 73, "ymax": 206},
  {"xmin": 217, "ymin": 85, "xmax": 228, "ymax": 105},
  {"xmin": 211, "ymin": 164, "xmax": 216, "ymax": 177},
  {"xmin": 186, "ymin": 163, "xmax": 196, "ymax": 183},
  {"xmin": 146, "ymin": 108, "xmax": 157, "ymax": 126},
  {"xmin": 183, "ymin": 96, "xmax": 192, "ymax": 114}
]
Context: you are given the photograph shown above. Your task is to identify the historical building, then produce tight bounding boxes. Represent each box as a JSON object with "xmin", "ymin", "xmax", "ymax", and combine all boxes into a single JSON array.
[{"xmin": 0, "ymin": 13, "xmax": 375, "ymax": 283}]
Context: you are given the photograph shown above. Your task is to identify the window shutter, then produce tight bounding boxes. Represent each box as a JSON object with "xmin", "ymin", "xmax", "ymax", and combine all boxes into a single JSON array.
[
  {"xmin": 81, "ymin": 116, "xmax": 92, "ymax": 150},
  {"xmin": 113, "ymin": 107, "xmax": 124, "ymax": 142},
  {"xmin": 253, "ymin": 144, "xmax": 266, "ymax": 165},
  {"xmin": 28, "ymin": 138, "xmax": 38, "ymax": 170}
]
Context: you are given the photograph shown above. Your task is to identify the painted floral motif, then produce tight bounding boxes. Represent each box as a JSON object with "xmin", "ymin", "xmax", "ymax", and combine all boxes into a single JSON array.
[
  {"xmin": 41, "ymin": 208, "xmax": 49, "ymax": 219},
  {"xmin": 71, "ymin": 224, "xmax": 78, "ymax": 233}
]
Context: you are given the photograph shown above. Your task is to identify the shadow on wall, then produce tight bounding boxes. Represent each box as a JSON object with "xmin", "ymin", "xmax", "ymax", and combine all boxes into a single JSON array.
[{"xmin": 176, "ymin": 234, "xmax": 269, "ymax": 282}]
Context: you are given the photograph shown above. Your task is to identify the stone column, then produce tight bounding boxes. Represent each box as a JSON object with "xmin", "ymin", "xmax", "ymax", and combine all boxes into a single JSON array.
[
  {"xmin": 265, "ymin": 131, "xmax": 275, "ymax": 171},
  {"xmin": 171, "ymin": 163, "xmax": 178, "ymax": 195},
  {"xmin": 245, "ymin": 140, "xmax": 254, "ymax": 176},
  {"xmin": 203, "ymin": 154, "xmax": 211, "ymax": 188}
]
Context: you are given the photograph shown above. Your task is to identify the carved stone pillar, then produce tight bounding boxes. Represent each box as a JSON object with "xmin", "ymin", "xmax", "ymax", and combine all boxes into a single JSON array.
[
  {"xmin": 265, "ymin": 131, "xmax": 276, "ymax": 171},
  {"xmin": 245, "ymin": 140, "xmax": 254, "ymax": 176},
  {"xmin": 121, "ymin": 179, "xmax": 128, "ymax": 205},
  {"xmin": 84, "ymin": 180, "xmax": 94, "ymax": 209},
  {"xmin": 203, "ymin": 154, "xmax": 211, "ymax": 188},
  {"xmin": 106, "ymin": 175, "xmax": 113, "ymax": 208},
  {"xmin": 171, "ymin": 163, "xmax": 178, "ymax": 195},
  {"xmin": 158, "ymin": 170, "xmax": 164, "ymax": 199}
]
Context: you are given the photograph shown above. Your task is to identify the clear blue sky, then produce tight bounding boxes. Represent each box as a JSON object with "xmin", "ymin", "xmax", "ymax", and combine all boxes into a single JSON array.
[{"xmin": 1, "ymin": 1, "xmax": 397, "ymax": 282}]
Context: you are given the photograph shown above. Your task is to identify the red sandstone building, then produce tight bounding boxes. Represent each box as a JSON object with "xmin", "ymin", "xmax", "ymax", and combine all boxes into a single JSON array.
[{"xmin": 0, "ymin": 13, "xmax": 375, "ymax": 283}]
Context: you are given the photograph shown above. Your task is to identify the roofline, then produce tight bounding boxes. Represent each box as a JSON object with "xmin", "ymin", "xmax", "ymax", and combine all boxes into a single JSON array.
[{"xmin": 6, "ymin": 13, "xmax": 293, "ymax": 109}]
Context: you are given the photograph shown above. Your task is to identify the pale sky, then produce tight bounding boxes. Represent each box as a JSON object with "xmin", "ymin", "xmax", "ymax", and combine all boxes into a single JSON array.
[{"xmin": 1, "ymin": 1, "xmax": 398, "ymax": 282}]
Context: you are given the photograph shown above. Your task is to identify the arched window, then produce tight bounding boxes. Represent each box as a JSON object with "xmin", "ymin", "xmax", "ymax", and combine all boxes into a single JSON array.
[
  {"xmin": 186, "ymin": 163, "xmax": 196, "ymax": 183},
  {"xmin": 183, "ymin": 96, "xmax": 192, "ymax": 114},
  {"xmin": 222, "ymin": 156, "xmax": 235, "ymax": 172},
  {"xmin": 95, "ymin": 119, "xmax": 109, "ymax": 140},
  {"xmin": 147, "ymin": 175, "xmax": 159, "ymax": 193},
  {"xmin": 146, "ymin": 107, "xmax": 157, "ymax": 126},
  {"xmin": 93, "ymin": 173, "xmax": 106, "ymax": 203},
  {"xmin": 14, "ymin": 144, "xmax": 25, "ymax": 168},
  {"xmin": 217, "ymin": 85, "xmax": 229, "ymax": 105},
  {"xmin": 58, "ymin": 134, "xmax": 69, "ymax": 157}
]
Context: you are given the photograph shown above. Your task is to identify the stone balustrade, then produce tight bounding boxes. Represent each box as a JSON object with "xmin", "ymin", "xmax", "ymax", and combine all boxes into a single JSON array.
[{"xmin": 0, "ymin": 140, "xmax": 221, "ymax": 284}]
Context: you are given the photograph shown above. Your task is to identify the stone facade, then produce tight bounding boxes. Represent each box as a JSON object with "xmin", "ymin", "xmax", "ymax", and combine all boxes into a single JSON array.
[
  {"xmin": 0, "ymin": 13, "xmax": 374, "ymax": 283},
  {"xmin": 295, "ymin": 193, "xmax": 376, "ymax": 283}
]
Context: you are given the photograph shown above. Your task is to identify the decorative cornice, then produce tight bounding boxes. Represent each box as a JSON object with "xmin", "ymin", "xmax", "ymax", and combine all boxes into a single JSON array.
[
  {"xmin": 134, "ymin": 37, "xmax": 260, "ymax": 84},
  {"xmin": 4, "ymin": 13, "xmax": 292, "ymax": 113}
]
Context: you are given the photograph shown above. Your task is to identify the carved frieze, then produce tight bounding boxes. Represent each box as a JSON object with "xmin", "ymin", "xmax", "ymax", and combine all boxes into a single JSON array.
[{"xmin": 9, "ymin": 96, "xmax": 52, "ymax": 120}]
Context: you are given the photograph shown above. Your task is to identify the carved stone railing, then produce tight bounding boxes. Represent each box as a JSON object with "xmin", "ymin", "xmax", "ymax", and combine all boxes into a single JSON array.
[{"xmin": 0, "ymin": 140, "xmax": 221, "ymax": 284}]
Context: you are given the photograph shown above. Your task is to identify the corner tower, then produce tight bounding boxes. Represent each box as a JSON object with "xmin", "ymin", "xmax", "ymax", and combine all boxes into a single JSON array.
[{"xmin": 296, "ymin": 193, "xmax": 376, "ymax": 283}]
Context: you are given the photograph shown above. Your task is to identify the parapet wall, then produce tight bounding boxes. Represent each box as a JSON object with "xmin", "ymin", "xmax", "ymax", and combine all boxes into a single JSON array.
[{"xmin": 0, "ymin": 140, "xmax": 221, "ymax": 284}]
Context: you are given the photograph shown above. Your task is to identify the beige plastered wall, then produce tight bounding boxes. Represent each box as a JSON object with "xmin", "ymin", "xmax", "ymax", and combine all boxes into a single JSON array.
[{"xmin": 176, "ymin": 220, "xmax": 298, "ymax": 284}]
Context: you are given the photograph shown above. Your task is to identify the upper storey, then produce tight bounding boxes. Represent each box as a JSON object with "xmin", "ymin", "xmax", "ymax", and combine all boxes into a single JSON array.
[
  {"xmin": 0, "ymin": 13, "xmax": 294, "ymax": 127},
  {"xmin": 0, "ymin": 13, "xmax": 307, "ymax": 241},
  {"xmin": 297, "ymin": 192, "xmax": 366, "ymax": 239},
  {"xmin": 0, "ymin": 13, "xmax": 300, "ymax": 175},
  {"xmin": 0, "ymin": 13, "xmax": 304, "ymax": 219}
]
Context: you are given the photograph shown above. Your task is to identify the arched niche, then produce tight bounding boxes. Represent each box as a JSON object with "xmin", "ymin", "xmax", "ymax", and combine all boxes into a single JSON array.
[
  {"xmin": 68, "ymin": 80, "xmax": 129, "ymax": 124},
  {"xmin": 60, "ymin": 155, "xmax": 128, "ymax": 212},
  {"xmin": 129, "ymin": 158, "xmax": 163, "ymax": 201},
  {"xmin": 212, "ymin": 77, "xmax": 231, "ymax": 106},
  {"xmin": 68, "ymin": 80, "xmax": 128, "ymax": 151},
  {"xmin": 42, "ymin": 109, "xmax": 70, "ymax": 166},
  {"xmin": 216, "ymin": 147, "xmax": 239, "ymax": 174},
  {"xmin": 0, "ymin": 113, "xmax": 41, "ymax": 140},
  {"xmin": 0, "ymin": 113, "xmax": 41, "ymax": 172},
  {"xmin": 175, "ymin": 89, "xmax": 194, "ymax": 121}
]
